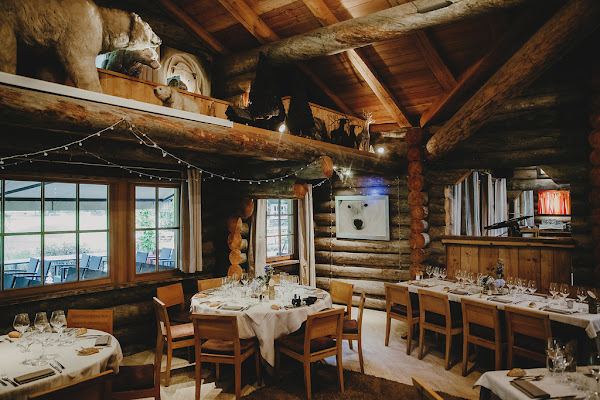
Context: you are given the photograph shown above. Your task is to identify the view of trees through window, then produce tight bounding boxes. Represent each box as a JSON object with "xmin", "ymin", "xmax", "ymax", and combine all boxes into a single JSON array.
[
  {"xmin": 135, "ymin": 186, "xmax": 179, "ymax": 273},
  {"xmin": 1, "ymin": 180, "xmax": 109, "ymax": 291},
  {"xmin": 266, "ymin": 199, "xmax": 295, "ymax": 260}
]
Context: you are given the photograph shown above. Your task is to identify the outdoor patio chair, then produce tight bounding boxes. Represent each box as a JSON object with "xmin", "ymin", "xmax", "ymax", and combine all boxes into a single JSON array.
[
  {"xmin": 13, "ymin": 276, "xmax": 33, "ymax": 288},
  {"xmin": 13, "ymin": 257, "xmax": 40, "ymax": 278},
  {"xmin": 3, "ymin": 273, "xmax": 15, "ymax": 290}
]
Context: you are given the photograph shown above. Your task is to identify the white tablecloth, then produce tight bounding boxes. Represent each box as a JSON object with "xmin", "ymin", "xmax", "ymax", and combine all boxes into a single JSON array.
[
  {"xmin": 0, "ymin": 329, "xmax": 122, "ymax": 400},
  {"xmin": 190, "ymin": 286, "xmax": 333, "ymax": 366},
  {"xmin": 475, "ymin": 367, "xmax": 591, "ymax": 400},
  {"xmin": 396, "ymin": 280, "xmax": 600, "ymax": 338}
]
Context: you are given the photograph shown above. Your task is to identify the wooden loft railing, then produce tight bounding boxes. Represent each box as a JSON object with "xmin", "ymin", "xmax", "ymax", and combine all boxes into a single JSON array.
[{"xmin": 0, "ymin": 72, "xmax": 402, "ymax": 173}]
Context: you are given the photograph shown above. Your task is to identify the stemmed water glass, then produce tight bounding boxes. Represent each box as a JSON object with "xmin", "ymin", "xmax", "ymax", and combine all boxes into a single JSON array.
[
  {"xmin": 425, "ymin": 265, "xmax": 433, "ymax": 279},
  {"xmin": 549, "ymin": 282, "xmax": 559, "ymax": 301},
  {"xmin": 50, "ymin": 310, "xmax": 66, "ymax": 344},
  {"xmin": 577, "ymin": 286, "xmax": 587, "ymax": 302},
  {"xmin": 13, "ymin": 313, "xmax": 30, "ymax": 336},
  {"xmin": 559, "ymin": 283, "xmax": 570, "ymax": 305},
  {"xmin": 439, "ymin": 268, "xmax": 447, "ymax": 281},
  {"xmin": 32, "ymin": 312, "xmax": 49, "ymax": 365},
  {"xmin": 528, "ymin": 280, "xmax": 537, "ymax": 295}
]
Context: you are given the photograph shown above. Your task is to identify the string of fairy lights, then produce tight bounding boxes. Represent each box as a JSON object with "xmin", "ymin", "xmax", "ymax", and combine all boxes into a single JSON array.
[{"xmin": 0, "ymin": 118, "xmax": 339, "ymax": 186}]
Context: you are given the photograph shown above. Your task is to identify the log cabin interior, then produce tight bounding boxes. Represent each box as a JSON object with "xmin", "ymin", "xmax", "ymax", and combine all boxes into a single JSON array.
[{"xmin": 0, "ymin": 0, "xmax": 599, "ymax": 399}]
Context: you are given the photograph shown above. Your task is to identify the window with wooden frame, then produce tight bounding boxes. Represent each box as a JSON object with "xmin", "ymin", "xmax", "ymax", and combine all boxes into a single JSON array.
[
  {"xmin": 134, "ymin": 186, "xmax": 180, "ymax": 274},
  {"xmin": 1, "ymin": 179, "xmax": 109, "ymax": 292},
  {"xmin": 266, "ymin": 199, "xmax": 297, "ymax": 263}
]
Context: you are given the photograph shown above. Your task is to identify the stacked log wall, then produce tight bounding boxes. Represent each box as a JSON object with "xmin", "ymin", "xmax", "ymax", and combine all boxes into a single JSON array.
[
  {"xmin": 313, "ymin": 175, "xmax": 412, "ymax": 310},
  {"xmin": 425, "ymin": 61, "xmax": 593, "ymax": 284}
]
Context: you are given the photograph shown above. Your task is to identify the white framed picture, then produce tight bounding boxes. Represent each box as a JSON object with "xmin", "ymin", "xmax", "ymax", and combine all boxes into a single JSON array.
[{"xmin": 335, "ymin": 195, "xmax": 390, "ymax": 240}]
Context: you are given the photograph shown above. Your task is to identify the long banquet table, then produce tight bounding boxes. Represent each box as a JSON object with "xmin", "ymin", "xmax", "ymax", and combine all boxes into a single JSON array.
[
  {"xmin": 190, "ymin": 285, "xmax": 333, "ymax": 366},
  {"xmin": 395, "ymin": 279, "xmax": 600, "ymax": 339},
  {"xmin": 0, "ymin": 329, "xmax": 122, "ymax": 400}
]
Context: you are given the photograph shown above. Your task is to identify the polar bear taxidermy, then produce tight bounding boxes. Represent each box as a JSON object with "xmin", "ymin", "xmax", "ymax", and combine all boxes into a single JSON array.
[
  {"xmin": 0, "ymin": 0, "xmax": 161, "ymax": 92},
  {"xmin": 153, "ymin": 85, "xmax": 200, "ymax": 114}
]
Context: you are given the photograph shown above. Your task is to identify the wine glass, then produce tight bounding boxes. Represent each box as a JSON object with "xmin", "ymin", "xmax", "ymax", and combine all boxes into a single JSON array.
[
  {"xmin": 455, "ymin": 270, "xmax": 463, "ymax": 286},
  {"xmin": 528, "ymin": 280, "xmax": 537, "ymax": 295},
  {"xmin": 34, "ymin": 312, "xmax": 49, "ymax": 333},
  {"xmin": 506, "ymin": 277, "xmax": 514, "ymax": 295},
  {"xmin": 549, "ymin": 282, "xmax": 559, "ymax": 299},
  {"xmin": 426, "ymin": 265, "xmax": 433, "ymax": 279},
  {"xmin": 577, "ymin": 286, "xmax": 587, "ymax": 302},
  {"xmin": 241, "ymin": 272, "xmax": 248, "ymax": 286},
  {"xmin": 50, "ymin": 310, "xmax": 66, "ymax": 343},
  {"xmin": 32, "ymin": 312, "xmax": 49, "ymax": 365},
  {"xmin": 559, "ymin": 284, "xmax": 570, "ymax": 305},
  {"xmin": 13, "ymin": 313, "xmax": 30, "ymax": 336},
  {"xmin": 440, "ymin": 268, "xmax": 447, "ymax": 281}
]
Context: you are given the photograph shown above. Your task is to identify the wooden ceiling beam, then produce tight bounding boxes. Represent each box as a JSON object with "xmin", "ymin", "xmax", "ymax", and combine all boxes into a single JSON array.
[
  {"xmin": 419, "ymin": 6, "xmax": 541, "ymax": 127},
  {"xmin": 217, "ymin": 0, "xmax": 355, "ymax": 116},
  {"xmin": 220, "ymin": 0, "xmax": 530, "ymax": 78},
  {"xmin": 414, "ymin": 30, "xmax": 456, "ymax": 92},
  {"xmin": 156, "ymin": 0, "xmax": 229, "ymax": 54},
  {"xmin": 425, "ymin": 0, "xmax": 600, "ymax": 160},
  {"xmin": 302, "ymin": 0, "xmax": 411, "ymax": 127}
]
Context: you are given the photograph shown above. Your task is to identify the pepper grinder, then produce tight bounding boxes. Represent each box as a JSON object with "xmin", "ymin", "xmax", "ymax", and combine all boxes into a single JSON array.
[{"xmin": 588, "ymin": 290, "xmax": 597, "ymax": 314}]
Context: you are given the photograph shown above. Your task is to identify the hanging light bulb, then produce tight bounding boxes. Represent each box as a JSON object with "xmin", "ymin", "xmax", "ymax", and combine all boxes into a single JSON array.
[
  {"xmin": 278, "ymin": 123, "xmax": 287, "ymax": 133},
  {"xmin": 377, "ymin": 146, "xmax": 386, "ymax": 155}
]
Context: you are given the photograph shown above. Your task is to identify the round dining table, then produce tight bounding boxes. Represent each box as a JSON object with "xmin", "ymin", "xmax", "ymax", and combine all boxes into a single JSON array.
[
  {"xmin": 0, "ymin": 329, "xmax": 122, "ymax": 400},
  {"xmin": 190, "ymin": 285, "xmax": 333, "ymax": 366}
]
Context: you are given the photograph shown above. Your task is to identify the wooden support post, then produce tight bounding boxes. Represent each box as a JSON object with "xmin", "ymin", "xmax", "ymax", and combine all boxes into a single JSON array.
[
  {"xmin": 590, "ymin": 75, "xmax": 600, "ymax": 284},
  {"xmin": 407, "ymin": 128, "xmax": 429, "ymax": 279}
]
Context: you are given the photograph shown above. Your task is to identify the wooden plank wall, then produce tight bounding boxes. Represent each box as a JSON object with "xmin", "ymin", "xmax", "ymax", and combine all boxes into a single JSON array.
[
  {"xmin": 312, "ymin": 174, "xmax": 412, "ymax": 310},
  {"xmin": 444, "ymin": 241, "xmax": 572, "ymax": 293}
]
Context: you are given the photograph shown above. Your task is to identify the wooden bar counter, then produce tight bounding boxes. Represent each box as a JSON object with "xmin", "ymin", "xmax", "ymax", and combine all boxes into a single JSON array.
[{"xmin": 442, "ymin": 235, "xmax": 575, "ymax": 294}]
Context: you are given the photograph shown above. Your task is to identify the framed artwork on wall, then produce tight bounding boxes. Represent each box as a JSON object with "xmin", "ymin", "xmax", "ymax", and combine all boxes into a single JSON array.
[{"xmin": 335, "ymin": 195, "xmax": 390, "ymax": 240}]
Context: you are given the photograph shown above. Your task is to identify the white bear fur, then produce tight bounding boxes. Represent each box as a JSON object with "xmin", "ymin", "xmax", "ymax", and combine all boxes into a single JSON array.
[
  {"xmin": 153, "ymin": 86, "xmax": 200, "ymax": 113},
  {"xmin": 0, "ymin": 0, "xmax": 161, "ymax": 92}
]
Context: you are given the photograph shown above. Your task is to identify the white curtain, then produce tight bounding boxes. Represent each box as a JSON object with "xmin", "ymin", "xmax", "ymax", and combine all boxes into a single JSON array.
[
  {"xmin": 494, "ymin": 178, "xmax": 508, "ymax": 236},
  {"xmin": 449, "ymin": 172, "xmax": 507, "ymax": 237},
  {"xmin": 180, "ymin": 170, "xmax": 202, "ymax": 273},
  {"xmin": 298, "ymin": 185, "xmax": 316, "ymax": 286},
  {"xmin": 249, "ymin": 199, "xmax": 267, "ymax": 277},
  {"xmin": 514, "ymin": 190, "xmax": 534, "ymax": 227}
]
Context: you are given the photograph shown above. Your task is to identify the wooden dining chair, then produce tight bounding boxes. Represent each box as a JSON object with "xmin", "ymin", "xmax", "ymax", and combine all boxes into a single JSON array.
[
  {"xmin": 275, "ymin": 307, "xmax": 345, "ymax": 400},
  {"xmin": 29, "ymin": 370, "xmax": 113, "ymax": 400},
  {"xmin": 504, "ymin": 306, "xmax": 552, "ymax": 368},
  {"xmin": 153, "ymin": 297, "xmax": 195, "ymax": 387},
  {"xmin": 67, "ymin": 308, "xmax": 113, "ymax": 334},
  {"xmin": 342, "ymin": 292, "xmax": 366, "ymax": 373},
  {"xmin": 384, "ymin": 282, "xmax": 420, "ymax": 354},
  {"xmin": 157, "ymin": 282, "xmax": 190, "ymax": 324},
  {"xmin": 197, "ymin": 277, "xmax": 222, "ymax": 292},
  {"xmin": 112, "ymin": 333, "xmax": 163, "ymax": 400},
  {"xmin": 417, "ymin": 290, "xmax": 463, "ymax": 370},
  {"xmin": 461, "ymin": 298, "xmax": 502, "ymax": 376},
  {"xmin": 330, "ymin": 280, "xmax": 353, "ymax": 320},
  {"xmin": 412, "ymin": 376, "xmax": 444, "ymax": 400},
  {"xmin": 191, "ymin": 314, "xmax": 260, "ymax": 400}
]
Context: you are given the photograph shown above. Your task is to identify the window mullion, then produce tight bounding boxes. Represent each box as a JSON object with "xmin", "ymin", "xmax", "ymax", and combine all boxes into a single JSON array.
[
  {"xmin": 76, "ymin": 184, "xmax": 80, "ymax": 281},
  {"xmin": 155, "ymin": 187, "xmax": 159, "ymax": 272},
  {"xmin": 40, "ymin": 182, "xmax": 45, "ymax": 286}
]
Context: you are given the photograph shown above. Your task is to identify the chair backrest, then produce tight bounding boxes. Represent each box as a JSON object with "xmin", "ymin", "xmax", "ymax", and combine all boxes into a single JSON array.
[
  {"xmin": 305, "ymin": 307, "xmax": 344, "ymax": 342},
  {"xmin": 67, "ymin": 309, "xmax": 114, "ymax": 335},
  {"xmin": 461, "ymin": 298, "xmax": 500, "ymax": 340},
  {"xmin": 330, "ymin": 280, "xmax": 353, "ymax": 316},
  {"xmin": 153, "ymin": 297, "xmax": 172, "ymax": 340},
  {"xmin": 385, "ymin": 283, "xmax": 415, "ymax": 317},
  {"xmin": 64, "ymin": 267, "xmax": 78, "ymax": 282},
  {"xmin": 27, "ymin": 257, "xmax": 40, "ymax": 274},
  {"xmin": 3, "ymin": 273, "xmax": 15, "ymax": 290},
  {"xmin": 28, "ymin": 370, "xmax": 113, "ymax": 400},
  {"xmin": 505, "ymin": 306, "xmax": 551, "ymax": 341},
  {"xmin": 87, "ymin": 256, "xmax": 103, "ymax": 271},
  {"xmin": 43, "ymin": 260, "xmax": 52, "ymax": 278},
  {"xmin": 197, "ymin": 278, "xmax": 222, "ymax": 292},
  {"xmin": 357, "ymin": 292, "xmax": 366, "ymax": 329},
  {"xmin": 135, "ymin": 251, "xmax": 148, "ymax": 264},
  {"xmin": 418, "ymin": 290, "xmax": 451, "ymax": 326},
  {"xmin": 192, "ymin": 313, "xmax": 238, "ymax": 341},
  {"xmin": 80, "ymin": 254, "xmax": 91, "ymax": 269},
  {"xmin": 157, "ymin": 283, "xmax": 184, "ymax": 308},
  {"xmin": 13, "ymin": 276, "xmax": 31, "ymax": 288},
  {"xmin": 159, "ymin": 248, "xmax": 172, "ymax": 259},
  {"xmin": 412, "ymin": 377, "xmax": 444, "ymax": 400}
]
